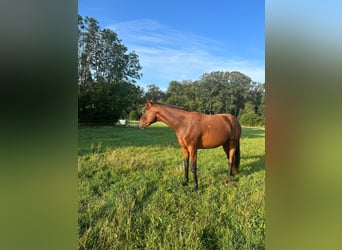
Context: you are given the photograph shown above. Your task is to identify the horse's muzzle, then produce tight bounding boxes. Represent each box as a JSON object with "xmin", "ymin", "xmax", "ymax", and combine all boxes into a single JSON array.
[{"xmin": 138, "ymin": 123, "xmax": 145, "ymax": 129}]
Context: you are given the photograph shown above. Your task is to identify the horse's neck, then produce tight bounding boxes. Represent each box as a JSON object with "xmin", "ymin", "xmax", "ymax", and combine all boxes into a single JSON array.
[{"xmin": 155, "ymin": 105, "xmax": 187, "ymax": 131}]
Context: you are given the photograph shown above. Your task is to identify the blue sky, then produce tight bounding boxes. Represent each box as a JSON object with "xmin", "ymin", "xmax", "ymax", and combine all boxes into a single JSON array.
[{"xmin": 79, "ymin": 0, "xmax": 264, "ymax": 90}]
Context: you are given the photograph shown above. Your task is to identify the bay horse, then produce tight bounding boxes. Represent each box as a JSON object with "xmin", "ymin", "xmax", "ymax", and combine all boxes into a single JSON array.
[{"xmin": 138, "ymin": 100, "xmax": 241, "ymax": 191}]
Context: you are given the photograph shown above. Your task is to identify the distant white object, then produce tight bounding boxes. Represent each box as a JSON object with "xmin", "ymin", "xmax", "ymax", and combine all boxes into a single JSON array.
[{"xmin": 118, "ymin": 119, "xmax": 128, "ymax": 126}]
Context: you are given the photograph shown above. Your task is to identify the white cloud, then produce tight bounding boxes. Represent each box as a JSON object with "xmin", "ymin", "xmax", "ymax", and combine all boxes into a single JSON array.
[{"xmin": 107, "ymin": 19, "xmax": 264, "ymax": 90}]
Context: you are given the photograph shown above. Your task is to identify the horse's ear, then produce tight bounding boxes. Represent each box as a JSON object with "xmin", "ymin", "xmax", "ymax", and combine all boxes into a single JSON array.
[{"xmin": 146, "ymin": 99, "xmax": 153, "ymax": 107}]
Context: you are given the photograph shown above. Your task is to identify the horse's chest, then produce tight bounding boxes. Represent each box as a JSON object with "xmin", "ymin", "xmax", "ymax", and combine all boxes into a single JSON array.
[
  {"xmin": 175, "ymin": 128, "xmax": 200, "ymax": 147},
  {"xmin": 176, "ymin": 133, "xmax": 197, "ymax": 147}
]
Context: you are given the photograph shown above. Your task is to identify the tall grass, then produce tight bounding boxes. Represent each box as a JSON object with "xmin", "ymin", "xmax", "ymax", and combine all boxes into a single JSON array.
[{"xmin": 78, "ymin": 123, "xmax": 265, "ymax": 249}]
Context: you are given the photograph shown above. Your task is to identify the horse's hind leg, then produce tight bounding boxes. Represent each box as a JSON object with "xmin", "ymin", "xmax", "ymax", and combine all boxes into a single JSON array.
[{"xmin": 223, "ymin": 142, "xmax": 236, "ymax": 184}]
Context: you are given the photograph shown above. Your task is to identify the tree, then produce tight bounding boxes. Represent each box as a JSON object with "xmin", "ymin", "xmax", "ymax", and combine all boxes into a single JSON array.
[
  {"xmin": 98, "ymin": 29, "xmax": 142, "ymax": 83},
  {"xmin": 163, "ymin": 70, "xmax": 264, "ymax": 125},
  {"xmin": 144, "ymin": 84, "xmax": 167, "ymax": 102},
  {"xmin": 197, "ymin": 71, "xmax": 251, "ymax": 116},
  {"xmin": 238, "ymin": 102, "xmax": 264, "ymax": 126},
  {"xmin": 78, "ymin": 15, "xmax": 101, "ymax": 86},
  {"xmin": 166, "ymin": 81, "xmax": 188, "ymax": 107},
  {"xmin": 258, "ymin": 89, "xmax": 265, "ymax": 118},
  {"xmin": 78, "ymin": 81, "xmax": 143, "ymax": 123},
  {"xmin": 78, "ymin": 15, "xmax": 143, "ymax": 124}
]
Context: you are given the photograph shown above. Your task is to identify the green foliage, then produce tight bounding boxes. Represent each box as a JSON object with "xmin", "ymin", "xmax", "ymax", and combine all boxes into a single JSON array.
[
  {"xmin": 78, "ymin": 15, "xmax": 143, "ymax": 124},
  {"xmin": 144, "ymin": 84, "xmax": 167, "ymax": 102},
  {"xmin": 165, "ymin": 71, "xmax": 265, "ymax": 120},
  {"xmin": 239, "ymin": 102, "xmax": 264, "ymax": 127},
  {"xmin": 239, "ymin": 112, "xmax": 264, "ymax": 127},
  {"xmin": 198, "ymin": 71, "xmax": 251, "ymax": 116},
  {"xmin": 78, "ymin": 81, "xmax": 143, "ymax": 124},
  {"xmin": 78, "ymin": 15, "xmax": 142, "ymax": 85},
  {"xmin": 128, "ymin": 110, "xmax": 140, "ymax": 121},
  {"xmin": 78, "ymin": 124, "xmax": 265, "ymax": 249}
]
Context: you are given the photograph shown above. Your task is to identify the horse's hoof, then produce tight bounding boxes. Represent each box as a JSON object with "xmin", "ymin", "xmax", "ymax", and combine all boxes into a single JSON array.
[
  {"xmin": 224, "ymin": 180, "xmax": 237, "ymax": 187},
  {"xmin": 182, "ymin": 180, "xmax": 188, "ymax": 186},
  {"xmin": 191, "ymin": 186, "xmax": 198, "ymax": 192},
  {"xmin": 224, "ymin": 179, "xmax": 231, "ymax": 186}
]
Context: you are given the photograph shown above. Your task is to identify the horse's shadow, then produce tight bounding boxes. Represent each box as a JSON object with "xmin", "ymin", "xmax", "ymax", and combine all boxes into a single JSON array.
[
  {"xmin": 209, "ymin": 153, "xmax": 265, "ymax": 180},
  {"xmin": 239, "ymin": 154, "xmax": 265, "ymax": 176}
]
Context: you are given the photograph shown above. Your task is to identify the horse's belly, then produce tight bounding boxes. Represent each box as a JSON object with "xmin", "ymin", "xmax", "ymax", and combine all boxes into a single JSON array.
[
  {"xmin": 198, "ymin": 143, "xmax": 221, "ymax": 149},
  {"xmin": 200, "ymin": 130, "xmax": 228, "ymax": 149},
  {"xmin": 200, "ymin": 140, "xmax": 226, "ymax": 149}
]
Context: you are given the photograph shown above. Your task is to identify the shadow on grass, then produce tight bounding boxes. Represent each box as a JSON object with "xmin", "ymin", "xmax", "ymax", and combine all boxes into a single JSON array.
[
  {"xmin": 239, "ymin": 154, "xmax": 265, "ymax": 176},
  {"xmin": 207, "ymin": 153, "xmax": 264, "ymax": 185},
  {"xmin": 78, "ymin": 125, "xmax": 179, "ymax": 155},
  {"xmin": 241, "ymin": 127, "xmax": 265, "ymax": 138}
]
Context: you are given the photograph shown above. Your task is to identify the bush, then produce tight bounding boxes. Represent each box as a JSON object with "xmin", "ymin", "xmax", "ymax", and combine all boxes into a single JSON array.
[
  {"xmin": 128, "ymin": 110, "xmax": 140, "ymax": 121},
  {"xmin": 239, "ymin": 112, "xmax": 264, "ymax": 127}
]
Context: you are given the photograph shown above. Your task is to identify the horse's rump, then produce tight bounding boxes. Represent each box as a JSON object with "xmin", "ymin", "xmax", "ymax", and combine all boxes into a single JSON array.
[{"xmin": 219, "ymin": 114, "xmax": 241, "ymax": 140}]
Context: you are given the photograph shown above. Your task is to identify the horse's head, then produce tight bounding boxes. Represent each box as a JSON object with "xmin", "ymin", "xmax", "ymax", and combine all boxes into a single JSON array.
[{"xmin": 138, "ymin": 100, "xmax": 158, "ymax": 129}]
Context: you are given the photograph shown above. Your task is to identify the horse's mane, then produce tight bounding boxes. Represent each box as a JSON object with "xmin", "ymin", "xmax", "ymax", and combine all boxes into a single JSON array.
[{"xmin": 154, "ymin": 102, "xmax": 193, "ymax": 112}]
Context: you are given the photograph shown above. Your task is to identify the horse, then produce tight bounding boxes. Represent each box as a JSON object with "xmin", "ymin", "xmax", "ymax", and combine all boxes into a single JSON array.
[{"xmin": 138, "ymin": 100, "xmax": 241, "ymax": 191}]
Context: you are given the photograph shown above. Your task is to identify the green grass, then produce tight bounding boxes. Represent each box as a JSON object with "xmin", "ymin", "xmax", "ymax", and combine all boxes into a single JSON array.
[{"xmin": 78, "ymin": 122, "xmax": 265, "ymax": 249}]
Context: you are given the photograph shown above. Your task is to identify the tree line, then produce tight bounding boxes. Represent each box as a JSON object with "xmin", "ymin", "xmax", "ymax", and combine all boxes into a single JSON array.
[{"xmin": 78, "ymin": 15, "xmax": 265, "ymax": 126}]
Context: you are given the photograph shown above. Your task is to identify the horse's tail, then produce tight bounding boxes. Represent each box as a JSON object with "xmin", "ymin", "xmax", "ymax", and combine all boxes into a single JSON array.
[{"xmin": 232, "ymin": 141, "xmax": 240, "ymax": 175}]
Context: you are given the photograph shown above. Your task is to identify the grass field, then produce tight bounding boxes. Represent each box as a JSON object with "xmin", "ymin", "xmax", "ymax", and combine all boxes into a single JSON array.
[{"xmin": 78, "ymin": 122, "xmax": 265, "ymax": 249}]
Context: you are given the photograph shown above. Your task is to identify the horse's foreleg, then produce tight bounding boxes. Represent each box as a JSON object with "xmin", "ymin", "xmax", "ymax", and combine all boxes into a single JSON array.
[
  {"xmin": 189, "ymin": 148, "xmax": 198, "ymax": 191},
  {"xmin": 181, "ymin": 147, "xmax": 189, "ymax": 186}
]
